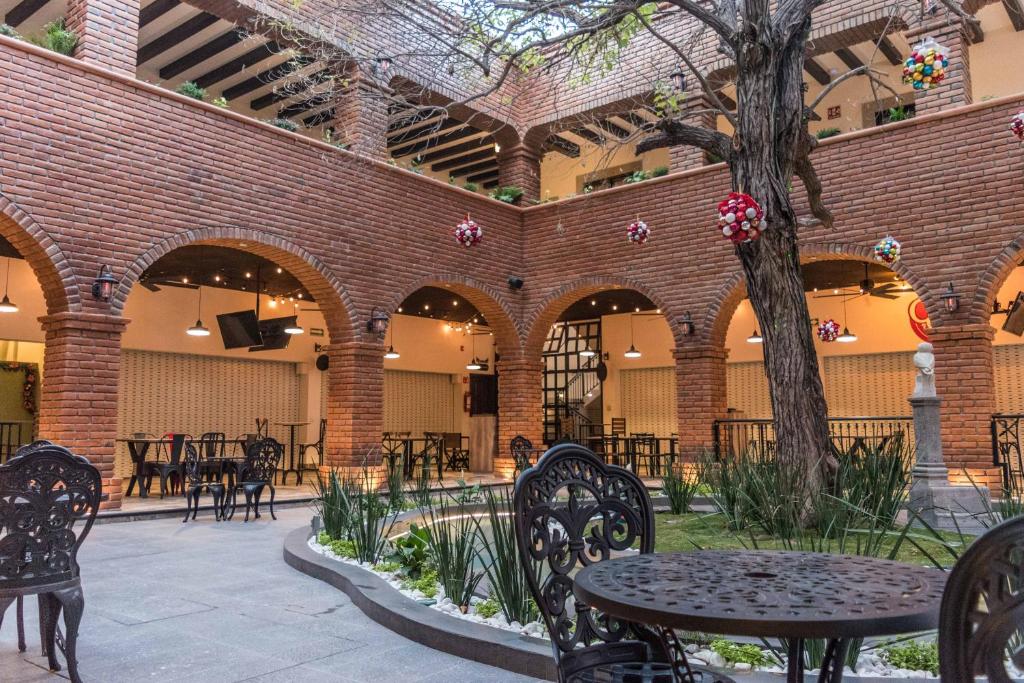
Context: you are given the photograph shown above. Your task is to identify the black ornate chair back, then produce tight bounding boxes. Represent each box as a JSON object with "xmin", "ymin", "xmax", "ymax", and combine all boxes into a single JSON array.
[
  {"xmin": 513, "ymin": 443, "xmax": 655, "ymax": 670},
  {"xmin": 243, "ymin": 438, "xmax": 283, "ymax": 483},
  {"xmin": 0, "ymin": 443, "xmax": 102, "ymax": 589},
  {"xmin": 182, "ymin": 443, "xmax": 202, "ymax": 488},
  {"xmin": 939, "ymin": 515, "xmax": 1024, "ymax": 682},
  {"xmin": 510, "ymin": 435, "xmax": 533, "ymax": 476}
]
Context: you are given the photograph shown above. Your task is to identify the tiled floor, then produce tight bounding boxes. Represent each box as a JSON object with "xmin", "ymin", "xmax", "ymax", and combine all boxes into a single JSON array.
[{"xmin": 0, "ymin": 508, "xmax": 542, "ymax": 682}]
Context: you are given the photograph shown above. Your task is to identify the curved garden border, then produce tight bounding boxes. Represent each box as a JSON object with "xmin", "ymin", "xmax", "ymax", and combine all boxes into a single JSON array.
[{"xmin": 283, "ymin": 525, "xmax": 557, "ymax": 681}]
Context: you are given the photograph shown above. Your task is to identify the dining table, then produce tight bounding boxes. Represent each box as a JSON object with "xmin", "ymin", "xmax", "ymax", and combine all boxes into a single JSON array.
[
  {"xmin": 117, "ymin": 435, "xmax": 250, "ymax": 497},
  {"xmin": 573, "ymin": 549, "xmax": 947, "ymax": 683}
]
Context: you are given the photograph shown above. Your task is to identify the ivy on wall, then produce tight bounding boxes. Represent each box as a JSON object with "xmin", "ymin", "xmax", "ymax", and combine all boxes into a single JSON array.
[{"xmin": 1, "ymin": 363, "xmax": 38, "ymax": 414}]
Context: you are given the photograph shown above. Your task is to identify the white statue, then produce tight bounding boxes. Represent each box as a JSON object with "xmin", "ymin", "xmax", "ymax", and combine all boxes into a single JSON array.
[{"xmin": 913, "ymin": 342, "xmax": 936, "ymax": 397}]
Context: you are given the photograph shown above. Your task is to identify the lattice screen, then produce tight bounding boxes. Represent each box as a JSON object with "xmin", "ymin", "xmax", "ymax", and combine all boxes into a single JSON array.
[
  {"xmin": 994, "ymin": 344, "xmax": 1024, "ymax": 412},
  {"xmin": 726, "ymin": 362, "xmax": 771, "ymax": 418},
  {"xmin": 115, "ymin": 350, "xmax": 300, "ymax": 478},
  {"xmin": 620, "ymin": 367, "xmax": 677, "ymax": 435},
  {"xmin": 823, "ymin": 352, "xmax": 916, "ymax": 416},
  {"xmin": 383, "ymin": 370, "xmax": 455, "ymax": 434}
]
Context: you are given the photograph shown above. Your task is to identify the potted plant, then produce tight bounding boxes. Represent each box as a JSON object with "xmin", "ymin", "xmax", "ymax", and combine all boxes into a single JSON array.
[{"xmin": 175, "ymin": 81, "xmax": 207, "ymax": 101}]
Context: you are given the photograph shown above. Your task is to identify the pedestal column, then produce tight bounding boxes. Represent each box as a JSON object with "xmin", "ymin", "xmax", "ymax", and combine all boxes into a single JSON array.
[
  {"xmin": 674, "ymin": 344, "xmax": 728, "ymax": 460},
  {"xmin": 495, "ymin": 356, "xmax": 544, "ymax": 478}
]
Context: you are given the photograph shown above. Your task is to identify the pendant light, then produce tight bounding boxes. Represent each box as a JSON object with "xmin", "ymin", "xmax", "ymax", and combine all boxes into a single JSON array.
[
  {"xmin": 466, "ymin": 330, "xmax": 483, "ymax": 370},
  {"xmin": 284, "ymin": 303, "xmax": 304, "ymax": 335},
  {"xmin": 746, "ymin": 329, "xmax": 763, "ymax": 344},
  {"xmin": 580, "ymin": 345, "xmax": 597, "ymax": 358},
  {"xmin": 186, "ymin": 286, "xmax": 210, "ymax": 336},
  {"xmin": 836, "ymin": 293, "xmax": 857, "ymax": 343},
  {"xmin": 0, "ymin": 257, "xmax": 17, "ymax": 313},
  {"xmin": 624, "ymin": 314, "xmax": 642, "ymax": 358},
  {"xmin": 384, "ymin": 314, "xmax": 400, "ymax": 359}
]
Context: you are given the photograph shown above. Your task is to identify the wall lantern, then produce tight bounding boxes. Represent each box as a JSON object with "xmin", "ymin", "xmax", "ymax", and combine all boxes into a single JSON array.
[
  {"xmin": 367, "ymin": 307, "xmax": 390, "ymax": 338},
  {"xmin": 91, "ymin": 265, "xmax": 118, "ymax": 301},
  {"xmin": 375, "ymin": 56, "xmax": 392, "ymax": 76},
  {"xmin": 669, "ymin": 67, "xmax": 686, "ymax": 92},
  {"xmin": 941, "ymin": 282, "xmax": 961, "ymax": 313},
  {"xmin": 680, "ymin": 311, "xmax": 695, "ymax": 337}
]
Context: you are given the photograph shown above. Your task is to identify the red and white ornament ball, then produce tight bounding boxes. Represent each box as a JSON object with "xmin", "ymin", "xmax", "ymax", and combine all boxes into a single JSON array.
[
  {"xmin": 817, "ymin": 319, "xmax": 841, "ymax": 343},
  {"xmin": 718, "ymin": 192, "xmax": 764, "ymax": 244},
  {"xmin": 1012, "ymin": 111, "xmax": 1024, "ymax": 141},
  {"xmin": 627, "ymin": 219, "xmax": 650, "ymax": 245},
  {"xmin": 454, "ymin": 215, "xmax": 483, "ymax": 247},
  {"xmin": 873, "ymin": 235, "xmax": 901, "ymax": 266}
]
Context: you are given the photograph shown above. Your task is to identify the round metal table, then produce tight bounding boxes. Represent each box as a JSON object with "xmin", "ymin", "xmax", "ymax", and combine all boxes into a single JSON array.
[{"xmin": 573, "ymin": 550, "xmax": 947, "ymax": 683}]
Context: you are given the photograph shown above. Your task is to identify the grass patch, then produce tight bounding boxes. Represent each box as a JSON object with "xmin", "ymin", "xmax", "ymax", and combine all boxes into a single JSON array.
[{"xmin": 880, "ymin": 641, "xmax": 939, "ymax": 675}]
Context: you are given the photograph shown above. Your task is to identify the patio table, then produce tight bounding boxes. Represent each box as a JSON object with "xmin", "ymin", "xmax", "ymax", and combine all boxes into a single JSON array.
[
  {"xmin": 117, "ymin": 436, "xmax": 249, "ymax": 497},
  {"xmin": 574, "ymin": 550, "xmax": 946, "ymax": 683}
]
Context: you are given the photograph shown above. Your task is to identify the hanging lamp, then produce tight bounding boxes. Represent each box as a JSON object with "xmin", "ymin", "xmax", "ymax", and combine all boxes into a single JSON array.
[
  {"xmin": 186, "ymin": 286, "xmax": 210, "ymax": 336},
  {"xmin": 624, "ymin": 314, "xmax": 642, "ymax": 358},
  {"xmin": 384, "ymin": 314, "xmax": 400, "ymax": 359}
]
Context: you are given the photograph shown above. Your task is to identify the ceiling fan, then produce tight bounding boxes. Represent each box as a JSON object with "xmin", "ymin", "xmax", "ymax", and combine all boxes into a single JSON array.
[{"xmin": 814, "ymin": 264, "xmax": 902, "ymax": 300}]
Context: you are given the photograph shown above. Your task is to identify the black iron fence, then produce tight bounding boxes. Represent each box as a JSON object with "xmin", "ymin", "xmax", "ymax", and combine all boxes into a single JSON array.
[
  {"xmin": 0, "ymin": 420, "xmax": 32, "ymax": 463},
  {"xmin": 712, "ymin": 416, "xmax": 915, "ymax": 461},
  {"xmin": 991, "ymin": 414, "xmax": 1024, "ymax": 496}
]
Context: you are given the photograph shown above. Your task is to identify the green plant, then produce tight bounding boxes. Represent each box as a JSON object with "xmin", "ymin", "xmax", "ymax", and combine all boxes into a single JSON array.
[
  {"xmin": 651, "ymin": 166, "xmax": 669, "ymax": 177},
  {"xmin": 489, "ymin": 185, "xmax": 524, "ymax": 203},
  {"xmin": 348, "ymin": 468, "xmax": 397, "ymax": 564},
  {"xmin": 212, "ymin": 96, "xmax": 229, "ymax": 108},
  {"xmin": 711, "ymin": 639, "xmax": 769, "ymax": 667},
  {"xmin": 662, "ymin": 462, "xmax": 702, "ymax": 515},
  {"xmin": 30, "ymin": 19, "xmax": 77, "ymax": 56},
  {"xmin": 372, "ymin": 561, "xmax": 400, "ymax": 573},
  {"xmin": 328, "ymin": 538, "xmax": 356, "ymax": 558},
  {"xmin": 886, "ymin": 106, "xmax": 910, "ymax": 122},
  {"xmin": 475, "ymin": 598, "xmax": 501, "ymax": 619},
  {"xmin": 386, "ymin": 457, "xmax": 406, "ymax": 512},
  {"xmin": 387, "ymin": 523, "xmax": 431, "ymax": 579},
  {"xmin": 313, "ymin": 469, "xmax": 359, "ymax": 541},
  {"xmin": 623, "ymin": 170, "xmax": 650, "ymax": 184},
  {"xmin": 424, "ymin": 495, "xmax": 484, "ymax": 610},
  {"xmin": 175, "ymin": 81, "xmax": 206, "ymax": 101},
  {"xmin": 452, "ymin": 480, "xmax": 482, "ymax": 505},
  {"xmin": 462, "ymin": 182, "xmax": 479, "ymax": 192},
  {"xmin": 403, "ymin": 567, "xmax": 438, "ymax": 598},
  {"xmin": 268, "ymin": 117, "xmax": 299, "ymax": 132},
  {"xmin": 880, "ymin": 640, "xmax": 939, "ymax": 674},
  {"xmin": 474, "ymin": 487, "xmax": 537, "ymax": 625},
  {"xmin": 815, "ymin": 127, "xmax": 841, "ymax": 139},
  {"xmin": 1, "ymin": 23, "xmax": 20, "ymax": 38}
]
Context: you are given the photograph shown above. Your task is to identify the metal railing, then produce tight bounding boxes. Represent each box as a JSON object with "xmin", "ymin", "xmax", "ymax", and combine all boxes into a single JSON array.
[
  {"xmin": 0, "ymin": 421, "xmax": 32, "ymax": 463},
  {"xmin": 991, "ymin": 413, "xmax": 1024, "ymax": 496},
  {"xmin": 712, "ymin": 416, "xmax": 914, "ymax": 461}
]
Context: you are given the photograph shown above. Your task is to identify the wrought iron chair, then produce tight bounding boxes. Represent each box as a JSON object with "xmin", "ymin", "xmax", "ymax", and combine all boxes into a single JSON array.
[
  {"xmin": 513, "ymin": 444, "xmax": 731, "ymax": 683},
  {"xmin": 295, "ymin": 418, "xmax": 327, "ymax": 483},
  {"xmin": 510, "ymin": 435, "xmax": 535, "ymax": 479},
  {"xmin": 382, "ymin": 434, "xmax": 407, "ymax": 479},
  {"xmin": 196, "ymin": 432, "xmax": 227, "ymax": 483},
  {"xmin": 0, "ymin": 442, "xmax": 101, "ymax": 683},
  {"xmin": 226, "ymin": 438, "xmax": 283, "ymax": 522},
  {"xmin": 442, "ymin": 432, "xmax": 470, "ymax": 472},
  {"xmin": 182, "ymin": 443, "xmax": 226, "ymax": 523},
  {"xmin": 143, "ymin": 433, "xmax": 186, "ymax": 498},
  {"xmin": 631, "ymin": 433, "xmax": 660, "ymax": 477},
  {"xmin": 255, "ymin": 418, "xmax": 269, "ymax": 439},
  {"xmin": 938, "ymin": 514, "xmax": 1024, "ymax": 682}
]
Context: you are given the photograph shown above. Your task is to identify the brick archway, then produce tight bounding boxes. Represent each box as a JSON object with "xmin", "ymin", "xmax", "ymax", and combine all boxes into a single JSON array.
[
  {"xmin": 0, "ymin": 193, "xmax": 78, "ymax": 314},
  {"xmin": 113, "ymin": 227, "xmax": 359, "ymax": 344},
  {"xmin": 971, "ymin": 231, "xmax": 1024, "ymax": 324}
]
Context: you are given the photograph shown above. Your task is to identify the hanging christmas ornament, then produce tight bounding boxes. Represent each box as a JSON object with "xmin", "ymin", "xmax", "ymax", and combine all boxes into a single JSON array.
[
  {"xmin": 873, "ymin": 235, "xmax": 902, "ymax": 266},
  {"xmin": 627, "ymin": 218, "xmax": 650, "ymax": 245},
  {"xmin": 453, "ymin": 214, "xmax": 483, "ymax": 247},
  {"xmin": 902, "ymin": 37, "xmax": 949, "ymax": 91},
  {"xmin": 1011, "ymin": 111, "xmax": 1024, "ymax": 141},
  {"xmin": 717, "ymin": 192, "xmax": 764, "ymax": 244},
  {"xmin": 817, "ymin": 319, "xmax": 841, "ymax": 343}
]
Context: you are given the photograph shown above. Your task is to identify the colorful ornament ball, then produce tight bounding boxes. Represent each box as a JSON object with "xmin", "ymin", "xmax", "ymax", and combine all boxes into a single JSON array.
[
  {"xmin": 873, "ymin": 235, "xmax": 902, "ymax": 266},
  {"xmin": 817, "ymin": 319, "xmax": 841, "ymax": 343},
  {"xmin": 1012, "ymin": 111, "xmax": 1024, "ymax": 141},
  {"xmin": 454, "ymin": 216, "xmax": 483, "ymax": 247},
  {"xmin": 627, "ymin": 220, "xmax": 650, "ymax": 245},
  {"xmin": 718, "ymin": 192, "xmax": 764, "ymax": 244},
  {"xmin": 902, "ymin": 37, "xmax": 949, "ymax": 91}
]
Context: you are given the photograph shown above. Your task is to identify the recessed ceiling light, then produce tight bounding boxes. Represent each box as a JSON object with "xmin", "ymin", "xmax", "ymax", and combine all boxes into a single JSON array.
[
  {"xmin": 635, "ymin": 307, "xmax": 640, "ymax": 312},
  {"xmin": 424, "ymin": 304, "xmax": 430, "ymax": 310},
  {"xmin": 213, "ymin": 275, "xmax": 221, "ymax": 282},
  {"xmin": 245, "ymin": 272, "xmax": 251, "ymax": 279},
  {"xmin": 276, "ymin": 267, "xmax": 283, "ymax": 274},
  {"xmin": 398, "ymin": 307, "xmax": 403, "ymax": 313},
  {"xmin": 297, "ymin": 293, "xmax": 303, "ymax": 299},
  {"xmin": 591, "ymin": 300, "xmax": 597, "ymax": 306}
]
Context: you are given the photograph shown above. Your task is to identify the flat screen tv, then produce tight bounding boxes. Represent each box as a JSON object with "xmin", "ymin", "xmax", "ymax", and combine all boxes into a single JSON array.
[
  {"xmin": 248, "ymin": 316, "xmax": 295, "ymax": 352},
  {"xmin": 1002, "ymin": 292, "xmax": 1024, "ymax": 336},
  {"xmin": 216, "ymin": 310, "xmax": 262, "ymax": 349}
]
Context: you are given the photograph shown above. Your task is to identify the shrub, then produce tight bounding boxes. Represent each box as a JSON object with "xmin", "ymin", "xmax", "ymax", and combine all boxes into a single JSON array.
[
  {"xmin": 880, "ymin": 641, "xmax": 939, "ymax": 675},
  {"xmin": 623, "ymin": 170, "xmax": 650, "ymax": 184},
  {"xmin": 372, "ymin": 561, "xmax": 400, "ymax": 573},
  {"xmin": 463, "ymin": 182, "xmax": 479, "ymax": 192},
  {"xmin": 403, "ymin": 568, "xmax": 438, "ymax": 598},
  {"xmin": 349, "ymin": 472, "xmax": 396, "ymax": 565},
  {"xmin": 651, "ymin": 166, "xmax": 669, "ymax": 177},
  {"xmin": 386, "ymin": 457, "xmax": 406, "ymax": 512},
  {"xmin": 475, "ymin": 598, "xmax": 501, "ymax": 619},
  {"xmin": 711, "ymin": 639, "xmax": 769, "ymax": 667},
  {"xmin": 268, "ymin": 117, "xmax": 299, "ymax": 132},
  {"xmin": 662, "ymin": 462, "xmax": 702, "ymax": 515},
  {"xmin": 175, "ymin": 81, "xmax": 206, "ymax": 101},
  {"xmin": 815, "ymin": 127, "xmax": 841, "ymax": 139},
  {"xmin": 30, "ymin": 19, "xmax": 77, "ymax": 56},
  {"xmin": 328, "ymin": 538, "xmax": 356, "ymax": 558},
  {"xmin": 386, "ymin": 523, "xmax": 431, "ymax": 579},
  {"xmin": 1, "ymin": 23, "xmax": 20, "ymax": 38},
  {"xmin": 474, "ymin": 487, "xmax": 536, "ymax": 625},
  {"xmin": 424, "ymin": 495, "xmax": 483, "ymax": 610},
  {"xmin": 212, "ymin": 96, "xmax": 229, "ymax": 108},
  {"xmin": 313, "ymin": 469, "xmax": 359, "ymax": 540},
  {"xmin": 489, "ymin": 185, "xmax": 524, "ymax": 203}
]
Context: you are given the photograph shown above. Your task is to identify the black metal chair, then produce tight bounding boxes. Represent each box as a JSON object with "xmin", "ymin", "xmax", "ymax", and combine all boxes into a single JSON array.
[
  {"xmin": 442, "ymin": 432, "xmax": 470, "ymax": 472},
  {"xmin": 510, "ymin": 435, "xmax": 535, "ymax": 479},
  {"xmin": 382, "ymin": 434, "xmax": 407, "ymax": 479},
  {"xmin": 631, "ymin": 433, "xmax": 660, "ymax": 477},
  {"xmin": 0, "ymin": 442, "xmax": 101, "ymax": 683},
  {"xmin": 182, "ymin": 443, "xmax": 226, "ymax": 523},
  {"xmin": 417, "ymin": 432, "xmax": 445, "ymax": 481},
  {"xmin": 938, "ymin": 514, "xmax": 1024, "ymax": 682},
  {"xmin": 513, "ymin": 444, "xmax": 731, "ymax": 683},
  {"xmin": 226, "ymin": 438, "xmax": 283, "ymax": 522},
  {"xmin": 255, "ymin": 418, "xmax": 269, "ymax": 439},
  {"xmin": 295, "ymin": 418, "xmax": 327, "ymax": 483},
  {"xmin": 196, "ymin": 432, "xmax": 227, "ymax": 483},
  {"xmin": 143, "ymin": 433, "xmax": 186, "ymax": 498}
]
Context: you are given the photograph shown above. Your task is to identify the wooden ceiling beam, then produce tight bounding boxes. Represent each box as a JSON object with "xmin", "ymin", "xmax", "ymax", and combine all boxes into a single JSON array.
[
  {"xmin": 303, "ymin": 108, "xmax": 334, "ymax": 127},
  {"xmin": 159, "ymin": 28, "xmax": 247, "ymax": 79},
  {"xmin": 139, "ymin": 0, "xmax": 179, "ymax": 28},
  {"xmin": 249, "ymin": 69, "xmax": 331, "ymax": 110},
  {"xmin": 416, "ymin": 136, "xmax": 493, "ymax": 164},
  {"xmin": 430, "ymin": 148, "xmax": 495, "ymax": 172},
  {"xmin": 193, "ymin": 40, "xmax": 283, "ymax": 89},
  {"xmin": 387, "ymin": 117, "xmax": 463, "ymax": 147},
  {"xmin": 450, "ymin": 159, "xmax": 498, "ymax": 178},
  {"xmin": 877, "ymin": 36, "xmax": 902, "ymax": 65},
  {"xmin": 596, "ymin": 119, "xmax": 630, "ymax": 139},
  {"xmin": 804, "ymin": 57, "xmax": 831, "ymax": 85},
  {"xmin": 468, "ymin": 169, "xmax": 500, "ymax": 184},
  {"xmin": 545, "ymin": 136, "xmax": 580, "ymax": 158},
  {"xmin": 221, "ymin": 55, "xmax": 313, "ymax": 100},
  {"xmin": 5, "ymin": 0, "xmax": 48, "ymax": 27},
  {"xmin": 570, "ymin": 127, "xmax": 605, "ymax": 145},
  {"xmin": 389, "ymin": 125, "xmax": 479, "ymax": 158},
  {"xmin": 835, "ymin": 47, "xmax": 864, "ymax": 71},
  {"xmin": 137, "ymin": 11, "xmax": 219, "ymax": 65},
  {"xmin": 278, "ymin": 93, "xmax": 330, "ymax": 119}
]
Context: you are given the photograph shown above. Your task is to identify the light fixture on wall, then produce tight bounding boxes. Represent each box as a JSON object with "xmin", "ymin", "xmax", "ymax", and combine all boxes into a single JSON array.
[
  {"xmin": 284, "ymin": 304, "xmax": 304, "ymax": 335},
  {"xmin": 384, "ymin": 315, "xmax": 400, "ymax": 359},
  {"xmin": 91, "ymin": 264, "xmax": 118, "ymax": 301},
  {"xmin": 670, "ymin": 66, "xmax": 687, "ymax": 92},
  {"xmin": 624, "ymin": 314, "xmax": 642, "ymax": 358},
  {"xmin": 680, "ymin": 311, "xmax": 695, "ymax": 337},
  {"xmin": 836, "ymin": 294, "xmax": 857, "ymax": 343},
  {"xmin": 746, "ymin": 329, "xmax": 763, "ymax": 344},
  {"xmin": 0, "ymin": 257, "xmax": 17, "ymax": 313},
  {"xmin": 367, "ymin": 306, "xmax": 390, "ymax": 339},
  {"xmin": 186, "ymin": 287, "xmax": 210, "ymax": 336},
  {"xmin": 941, "ymin": 282, "xmax": 961, "ymax": 314}
]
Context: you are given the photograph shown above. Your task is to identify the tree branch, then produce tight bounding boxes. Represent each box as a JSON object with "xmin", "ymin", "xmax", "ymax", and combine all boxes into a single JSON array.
[
  {"xmin": 634, "ymin": 116, "xmax": 731, "ymax": 159},
  {"xmin": 793, "ymin": 135, "xmax": 833, "ymax": 230},
  {"xmin": 664, "ymin": 0, "xmax": 738, "ymax": 44}
]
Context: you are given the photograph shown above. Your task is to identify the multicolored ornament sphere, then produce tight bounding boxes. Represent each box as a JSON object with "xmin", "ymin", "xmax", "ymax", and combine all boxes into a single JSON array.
[
  {"xmin": 1011, "ymin": 111, "xmax": 1024, "ymax": 141},
  {"xmin": 873, "ymin": 235, "xmax": 901, "ymax": 266},
  {"xmin": 717, "ymin": 192, "xmax": 764, "ymax": 244},
  {"xmin": 453, "ymin": 215, "xmax": 482, "ymax": 247},
  {"xmin": 627, "ymin": 219, "xmax": 650, "ymax": 245},
  {"xmin": 902, "ymin": 37, "xmax": 949, "ymax": 91},
  {"xmin": 817, "ymin": 319, "xmax": 840, "ymax": 343}
]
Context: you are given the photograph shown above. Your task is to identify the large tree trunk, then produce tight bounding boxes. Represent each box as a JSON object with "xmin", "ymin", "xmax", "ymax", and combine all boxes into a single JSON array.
[{"xmin": 732, "ymin": 18, "xmax": 835, "ymax": 491}]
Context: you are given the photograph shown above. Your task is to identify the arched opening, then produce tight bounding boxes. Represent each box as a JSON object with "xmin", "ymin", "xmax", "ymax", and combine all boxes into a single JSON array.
[
  {"xmin": 986, "ymin": 263, "xmax": 1024, "ymax": 494},
  {"xmin": 719, "ymin": 256, "xmax": 925, "ymax": 458},
  {"xmin": 115, "ymin": 236, "xmax": 353, "ymax": 504}
]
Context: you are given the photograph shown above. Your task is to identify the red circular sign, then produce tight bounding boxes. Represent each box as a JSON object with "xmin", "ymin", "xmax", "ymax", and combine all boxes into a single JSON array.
[{"xmin": 908, "ymin": 298, "xmax": 930, "ymax": 341}]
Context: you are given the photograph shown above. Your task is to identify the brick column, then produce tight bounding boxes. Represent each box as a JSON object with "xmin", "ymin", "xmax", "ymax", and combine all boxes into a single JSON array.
[
  {"xmin": 38, "ymin": 312, "xmax": 128, "ymax": 509},
  {"xmin": 907, "ymin": 20, "xmax": 973, "ymax": 115},
  {"xmin": 497, "ymin": 145, "xmax": 541, "ymax": 203},
  {"xmin": 495, "ymin": 356, "xmax": 544, "ymax": 479},
  {"xmin": 332, "ymin": 67, "xmax": 390, "ymax": 161},
  {"xmin": 669, "ymin": 95, "xmax": 716, "ymax": 172},
  {"xmin": 929, "ymin": 323, "xmax": 1000, "ymax": 488},
  {"xmin": 323, "ymin": 341, "xmax": 384, "ymax": 473},
  {"xmin": 66, "ymin": 0, "xmax": 140, "ymax": 77},
  {"xmin": 674, "ymin": 344, "xmax": 728, "ymax": 459}
]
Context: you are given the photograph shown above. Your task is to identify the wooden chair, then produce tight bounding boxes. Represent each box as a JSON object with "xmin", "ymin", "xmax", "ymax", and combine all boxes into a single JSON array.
[
  {"xmin": 0, "ymin": 441, "xmax": 102, "ymax": 683},
  {"xmin": 512, "ymin": 444, "xmax": 731, "ymax": 683},
  {"xmin": 938, "ymin": 514, "xmax": 1024, "ymax": 681},
  {"xmin": 610, "ymin": 417, "xmax": 627, "ymax": 436}
]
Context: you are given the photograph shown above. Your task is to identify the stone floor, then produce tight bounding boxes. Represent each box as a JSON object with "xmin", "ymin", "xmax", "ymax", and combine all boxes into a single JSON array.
[{"xmin": 0, "ymin": 508, "xmax": 542, "ymax": 682}]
